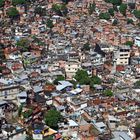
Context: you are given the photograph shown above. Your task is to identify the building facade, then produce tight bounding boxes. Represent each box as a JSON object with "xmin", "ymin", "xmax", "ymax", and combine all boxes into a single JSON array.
[{"xmin": 114, "ymin": 46, "xmax": 130, "ymax": 65}]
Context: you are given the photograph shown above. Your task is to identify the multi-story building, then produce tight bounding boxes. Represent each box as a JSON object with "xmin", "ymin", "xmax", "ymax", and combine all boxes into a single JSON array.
[
  {"xmin": 65, "ymin": 60, "xmax": 81, "ymax": 80},
  {"xmin": 90, "ymin": 52, "xmax": 104, "ymax": 66},
  {"xmin": 135, "ymin": 37, "xmax": 140, "ymax": 47},
  {"xmin": 114, "ymin": 46, "xmax": 130, "ymax": 65}
]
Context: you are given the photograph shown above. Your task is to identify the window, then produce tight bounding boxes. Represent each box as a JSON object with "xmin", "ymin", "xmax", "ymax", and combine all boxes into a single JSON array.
[
  {"xmin": 120, "ymin": 54, "xmax": 128, "ymax": 57},
  {"xmin": 136, "ymin": 39, "xmax": 140, "ymax": 41}
]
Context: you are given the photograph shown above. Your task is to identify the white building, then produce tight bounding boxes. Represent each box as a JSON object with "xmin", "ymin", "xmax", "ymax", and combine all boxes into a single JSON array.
[
  {"xmin": 114, "ymin": 46, "xmax": 130, "ymax": 65},
  {"xmin": 135, "ymin": 37, "xmax": 140, "ymax": 47},
  {"xmin": 99, "ymin": 43, "xmax": 114, "ymax": 52},
  {"xmin": 90, "ymin": 52, "xmax": 104, "ymax": 66},
  {"xmin": 65, "ymin": 60, "xmax": 81, "ymax": 80}
]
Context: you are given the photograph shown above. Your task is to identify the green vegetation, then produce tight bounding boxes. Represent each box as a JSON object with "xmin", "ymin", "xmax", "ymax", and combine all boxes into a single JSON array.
[
  {"xmin": 105, "ymin": 0, "xmax": 122, "ymax": 5},
  {"xmin": 124, "ymin": 41, "xmax": 134, "ymax": 47},
  {"xmin": 25, "ymin": 135, "xmax": 33, "ymax": 140},
  {"xmin": 7, "ymin": 7, "xmax": 19, "ymax": 18},
  {"xmin": 127, "ymin": 18, "xmax": 133, "ymax": 24},
  {"xmin": 0, "ymin": 0, "xmax": 4, "ymax": 7},
  {"xmin": 109, "ymin": 78, "xmax": 116, "ymax": 84},
  {"xmin": 74, "ymin": 69, "xmax": 101, "ymax": 86},
  {"xmin": 108, "ymin": 8, "xmax": 114, "ymax": 16},
  {"xmin": 0, "ymin": 66, "xmax": 5, "ymax": 73},
  {"xmin": 32, "ymin": 36, "xmax": 45, "ymax": 46},
  {"xmin": 90, "ymin": 76, "xmax": 101, "ymax": 86},
  {"xmin": 69, "ymin": 80, "xmax": 77, "ymax": 88},
  {"xmin": 136, "ymin": 123, "xmax": 140, "ymax": 128},
  {"xmin": 16, "ymin": 38, "xmax": 30, "ymax": 52},
  {"xmin": 22, "ymin": 109, "xmax": 33, "ymax": 118},
  {"xmin": 61, "ymin": 0, "xmax": 70, "ymax": 4},
  {"xmin": 133, "ymin": 10, "xmax": 140, "ymax": 19},
  {"xmin": 52, "ymin": 4, "xmax": 68, "ymax": 16},
  {"xmin": 34, "ymin": 6, "xmax": 46, "ymax": 16},
  {"xmin": 88, "ymin": 2, "xmax": 96, "ymax": 15},
  {"xmin": 119, "ymin": 3, "xmax": 127, "ymax": 16},
  {"xmin": 82, "ymin": 42, "xmax": 90, "ymax": 51},
  {"xmin": 44, "ymin": 109, "xmax": 62, "ymax": 130},
  {"xmin": 74, "ymin": 69, "xmax": 90, "ymax": 85},
  {"xmin": 18, "ymin": 104, "xmax": 23, "ymax": 117},
  {"xmin": 0, "ymin": 49, "xmax": 5, "ymax": 60},
  {"xmin": 53, "ymin": 75, "xmax": 65, "ymax": 85},
  {"xmin": 134, "ymin": 80, "xmax": 140, "ymax": 88},
  {"xmin": 44, "ymin": 136, "xmax": 54, "ymax": 140},
  {"xmin": 46, "ymin": 19, "xmax": 54, "ymax": 28},
  {"xmin": 103, "ymin": 89, "xmax": 113, "ymax": 97},
  {"xmin": 137, "ymin": 23, "xmax": 140, "ymax": 27},
  {"xmin": 99, "ymin": 12, "xmax": 110, "ymax": 20},
  {"xmin": 12, "ymin": 0, "xmax": 26, "ymax": 6}
]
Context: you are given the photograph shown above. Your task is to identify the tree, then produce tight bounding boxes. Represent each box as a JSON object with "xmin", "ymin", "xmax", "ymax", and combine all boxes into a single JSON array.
[
  {"xmin": 74, "ymin": 69, "xmax": 90, "ymax": 85},
  {"xmin": 133, "ymin": 10, "xmax": 140, "ymax": 19},
  {"xmin": 25, "ymin": 135, "xmax": 33, "ymax": 140},
  {"xmin": 135, "ymin": 123, "xmax": 140, "ymax": 139},
  {"xmin": 105, "ymin": 0, "xmax": 122, "ymax": 5},
  {"xmin": 46, "ymin": 19, "xmax": 54, "ymax": 28},
  {"xmin": 32, "ymin": 36, "xmax": 45, "ymax": 46},
  {"xmin": 137, "ymin": 22, "xmax": 140, "ymax": 27},
  {"xmin": 44, "ymin": 136, "xmax": 54, "ymax": 140},
  {"xmin": 104, "ymin": 0, "xmax": 111, "ymax": 3},
  {"xmin": 69, "ymin": 80, "xmax": 77, "ymax": 89},
  {"xmin": 0, "ymin": 0, "xmax": 4, "ymax": 7},
  {"xmin": 0, "ymin": 66, "xmax": 5, "ymax": 73},
  {"xmin": 82, "ymin": 43, "xmax": 90, "ymax": 51},
  {"xmin": 18, "ymin": 104, "xmax": 23, "ymax": 117},
  {"xmin": 127, "ymin": 18, "xmax": 133, "ymax": 24},
  {"xmin": 22, "ymin": 109, "xmax": 33, "ymax": 118},
  {"xmin": 12, "ymin": 0, "xmax": 26, "ymax": 6},
  {"xmin": 44, "ymin": 109, "xmax": 62, "ymax": 130},
  {"xmin": 109, "ymin": 78, "xmax": 115, "ymax": 84},
  {"xmin": 103, "ymin": 89, "xmax": 113, "ymax": 96},
  {"xmin": 34, "ymin": 6, "xmax": 46, "ymax": 16},
  {"xmin": 108, "ymin": 8, "xmax": 114, "ymax": 16},
  {"xmin": 99, "ymin": 12, "xmax": 110, "ymax": 20},
  {"xmin": 61, "ymin": 0, "xmax": 70, "ymax": 4},
  {"xmin": 112, "ymin": 0, "xmax": 122, "ymax": 5},
  {"xmin": 52, "ymin": 4, "xmax": 68, "ymax": 16},
  {"xmin": 90, "ymin": 76, "xmax": 101, "ymax": 87},
  {"xmin": 134, "ymin": 80, "xmax": 140, "ymax": 88},
  {"xmin": 119, "ymin": 3, "xmax": 127, "ymax": 16},
  {"xmin": 7, "ymin": 7, "xmax": 19, "ymax": 18},
  {"xmin": 136, "ymin": 123, "xmax": 140, "ymax": 128},
  {"xmin": 88, "ymin": 2, "xmax": 96, "ymax": 15},
  {"xmin": 53, "ymin": 75, "xmax": 65, "ymax": 85},
  {"xmin": 124, "ymin": 41, "xmax": 134, "ymax": 47},
  {"xmin": 16, "ymin": 38, "xmax": 30, "ymax": 52}
]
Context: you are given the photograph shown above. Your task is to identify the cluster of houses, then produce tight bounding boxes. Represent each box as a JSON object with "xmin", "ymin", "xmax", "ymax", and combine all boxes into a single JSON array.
[{"xmin": 0, "ymin": 0, "xmax": 140, "ymax": 140}]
